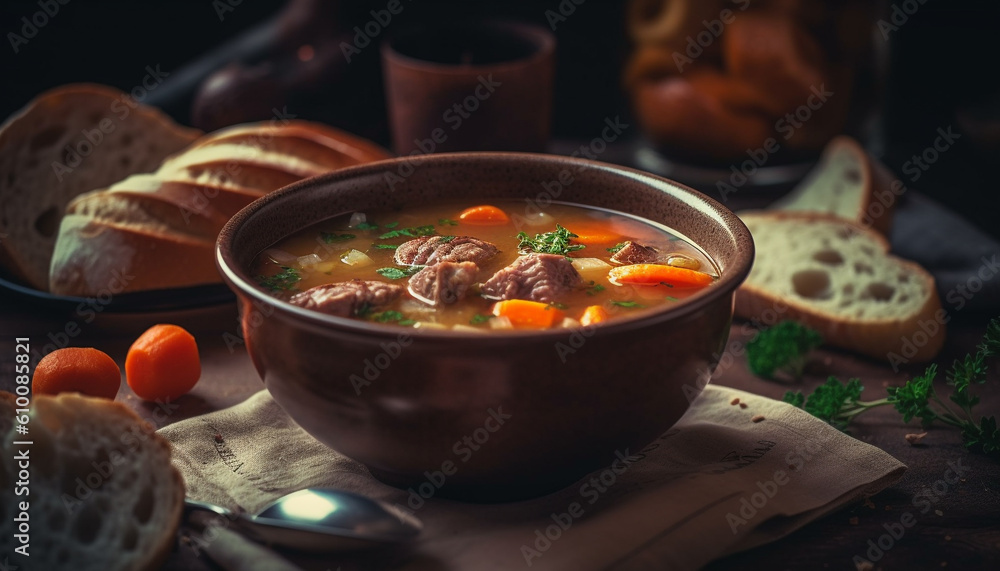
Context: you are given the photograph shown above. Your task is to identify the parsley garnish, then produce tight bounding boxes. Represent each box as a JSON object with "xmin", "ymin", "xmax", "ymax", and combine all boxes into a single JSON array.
[
  {"xmin": 321, "ymin": 232, "xmax": 356, "ymax": 243},
  {"xmin": 746, "ymin": 321, "xmax": 823, "ymax": 380},
  {"xmin": 439, "ymin": 218, "xmax": 459, "ymax": 226},
  {"xmin": 373, "ymin": 244, "xmax": 398, "ymax": 250},
  {"xmin": 585, "ymin": 282, "xmax": 605, "ymax": 296},
  {"xmin": 611, "ymin": 300, "xmax": 644, "ymax": 308},
  {"xmin": 516, "ymin": 224, "xmax": 585, "ymax": 256},
  {"xmin": 666, "ymin": 296, "xmax": 679, "ymax": 302},
  {"xmin": 783, "ymin": 318, "xmax": 1000, "ymax": 456},
  {"xmin": 470, "ymin": 314, "xmax": 494, "ymax": 325},
  {"xmin": 356, "ymin": 222, "xmax": 379, "ymax": 230},
  {"xmin": 376, "ymin": 266, "xmax": 424, "ymax": 280},
  {"xmin": 372, "ymin": 310, "xmax": 404, "ymax": 322},
  {"xmin": 439, "ymin": 236, "xmax": 456, "ymax": 243},
  {"xmin": 384, "ymin": 222, "xmax": 399, "ymax": 229},
  {"xmin": 256, "ymin": 267, "xmax": 300, "ymax": 291},
  {"xmin": 379, "ymin": 225, "xmax": 436, "ymax": 239},
  {"xmin": 607, "ymin": 242, "xmax": 627, "ymax": 254},
  {"xmin": 548, "ymin": 302, "xmax": 569, "ymax": 310}
]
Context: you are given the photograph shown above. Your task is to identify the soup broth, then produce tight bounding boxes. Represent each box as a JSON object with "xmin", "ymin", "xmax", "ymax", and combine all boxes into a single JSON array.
[{"xmin": 252, "ymin": 201, "xmax": 718, "ymax": 330}]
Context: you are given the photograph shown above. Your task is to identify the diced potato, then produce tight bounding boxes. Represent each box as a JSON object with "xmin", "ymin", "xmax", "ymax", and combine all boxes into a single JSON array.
[
  {"xmin": 570, "ymin": 257, "xmax": 612, "ymax": 281},
  {"xmin": 452, "ymin": 324, "xmax": 487, "ymax": 333},
  {"xmin": 666, "ymin": 254, "xmax": 701, "ymax": 271},
  {"xmin": 559, "ymin": 317, "xmax": 582, "ymax": 329},
  {"xmin": 489, "ymin": 316, "xmax": 514, "ymax": 330},
  {"xmin": 340, "ymin": 249, "xmax": 373, "ymax": 267},
  {"xmin": 348, "ymin": 212, "xmax": 367, "ymax": 228},
  {"xmin": 414, "ymin": 321, "xmax": 448, "ymax": 330}
]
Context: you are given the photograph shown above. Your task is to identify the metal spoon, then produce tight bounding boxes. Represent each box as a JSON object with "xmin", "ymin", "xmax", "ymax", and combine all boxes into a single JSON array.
[{"xmin": 184, "ymin": 488, "xmax": 422, "ymax": 552}]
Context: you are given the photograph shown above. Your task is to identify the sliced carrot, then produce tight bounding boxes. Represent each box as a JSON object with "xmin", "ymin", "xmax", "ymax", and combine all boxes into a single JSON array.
[
  {"xmin": 580, "ymin": 305, "xmax": 609, "ymax": 326},
  {"xmin": 491, "ymin": 299, "xmax": 564, "ymax": 329},
  {"xmin": 458, "ymin": 205, "xmax": 510, "ymax": 225},
  {"xmin": 126, "ymin": 324, "xmax": 201, "ymax": 401},
  {"xmin": 609, "ymin": 263, "xmax": 714, "ymax": 287},
  {"xmin": 565, "ymin": 224, "xmax": 621, "ymax": 245},
  {"xmin": 32, "ymin": 347, "xmax": 121, "ymax": 399}
]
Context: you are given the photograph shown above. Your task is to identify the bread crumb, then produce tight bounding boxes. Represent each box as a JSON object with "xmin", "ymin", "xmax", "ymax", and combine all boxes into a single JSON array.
[
  {"xmin": 905, "ymin": 432, "xmax": 928, "ymax": 445},
  {"xmin": 730, "ymin": 397, "xmax": 740, "ymax": 406},
  {"xmin": 855, "ymin": 559, "xmax": 873, "ymax": 571},
  {"xmin": 739, "ymin": 402, "xmax": 748, "ymax": 409},
  {"xmin": 849, "ymin": 516, "xmax": 859, "ymax": 525},
  {"xmin": 751, "ymin": 415, "xmax": 765, "ymax": 423},
  {"xmin": 935, "ymin": 509, "xmax": 943, "ymax": 516}
]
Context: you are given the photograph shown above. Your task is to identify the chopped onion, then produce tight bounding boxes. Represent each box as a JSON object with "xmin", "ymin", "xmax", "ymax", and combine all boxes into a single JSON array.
[
  {"xmin": 452, "ymin": 324, "xmax": 487, "ymax": 333},
  {"xmin": 559, "ymin": 317, "xmax": 582, "ymax": 329},
  {"xmin": 489, "ymin": 316, "xmax": 514, "ymax": 330},
  {"xmin": 414, "ymin": 321, "xmax": 448, "ymax": 330},
  {"xmin": 297, "ymin": 254, "xmax": 322, "ymax": 268},
  {"xmin": 340, "ymin": 249, "xmax": 374, "ymax": 267},
  {"xmin": 348, "ymin": 212, "xmax": 367, "ymax": 228},
  {"xmin": 264, "ymin": 248, "xmax": 298, "ymax": 264},
  {"xmin": 520, "ymin": 212, "xmax": 555, "ymax": 227}
]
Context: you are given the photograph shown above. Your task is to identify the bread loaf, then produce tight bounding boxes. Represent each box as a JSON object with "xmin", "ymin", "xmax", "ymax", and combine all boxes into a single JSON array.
[
  {"xmin": 48, "ymin": 121, "xmax": 391, "ymax": 296},
  {"xmin": 0, "ymin": 84, "xmax": 201, "ymax": 290},
  {"xmin": 0, "ymin": 392, "xmax": 185, "ymax": 571},
  {"xmin": 735, "ymin": 211, "xmax": 945, "ymax": 362}
]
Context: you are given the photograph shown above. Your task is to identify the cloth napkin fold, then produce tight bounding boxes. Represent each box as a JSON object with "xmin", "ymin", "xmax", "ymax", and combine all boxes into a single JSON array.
[{"xmin": 158, "ymin": 385, "xmax": 905, "ymax": 571}]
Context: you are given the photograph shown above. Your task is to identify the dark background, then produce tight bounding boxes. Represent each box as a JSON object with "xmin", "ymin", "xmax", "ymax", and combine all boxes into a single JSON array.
[{"xmin": 2, "ymin": 0, "xmax": 998, "ymax": 237}]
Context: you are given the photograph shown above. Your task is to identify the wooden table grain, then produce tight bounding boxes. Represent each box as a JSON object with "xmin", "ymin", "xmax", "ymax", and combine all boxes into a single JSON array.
[{"xmin": 1, "ymin": 295, "xmax": 997, "ymax": 570}]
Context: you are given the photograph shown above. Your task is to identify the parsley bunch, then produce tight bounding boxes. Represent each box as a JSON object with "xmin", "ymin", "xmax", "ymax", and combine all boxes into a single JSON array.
[
  {"xmin": 746, "ymin": 321, "xmax": 823, "ymax": 380},
  {"xmin": 783, "ymin": 318, "xmax": 1000, "ymax": 456}
]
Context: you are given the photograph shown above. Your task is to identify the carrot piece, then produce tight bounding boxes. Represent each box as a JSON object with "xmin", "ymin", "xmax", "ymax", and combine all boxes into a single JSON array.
[
  {"xmin": 126, "ymin": 324, "xmax": 201, "ymax": 401},
  {"xmin": 32, "ymin": 347, "xmax": 121, "ymax": 399},
  {"xmin": 565, "ymin": 224, "xmax": 621, "ymax": 245},
  {"xmin": 580, "ymin": 305, "xmax": 609, "ymax": 326},
  {"xmin": 458, "ymin": 205, "xmax": 510, "ymax": 225},
  {"xmin": 491, "ymin": 299, "xmax": 563, "ymax": 329},
  {"xmin": 609, "ymin": 263, "xmax": 714, "ymax": 287}
]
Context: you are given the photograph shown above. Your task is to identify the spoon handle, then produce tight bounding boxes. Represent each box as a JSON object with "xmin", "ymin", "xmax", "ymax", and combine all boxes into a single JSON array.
[{"xmin": 184, "ymin": 498, "xmax": 236, "ymax": 519}]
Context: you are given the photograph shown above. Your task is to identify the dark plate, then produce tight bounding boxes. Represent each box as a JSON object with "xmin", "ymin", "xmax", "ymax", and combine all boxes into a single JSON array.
[{"xmin": 0, "ymin": 273, "xmax": 234, "ymax": 314}]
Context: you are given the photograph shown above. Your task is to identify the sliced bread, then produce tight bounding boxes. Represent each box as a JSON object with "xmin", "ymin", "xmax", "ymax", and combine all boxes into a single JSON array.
[
  {"xmin": 0, "ymin": 84, "xmax": 201, "ymax": 290},
  {"xmin": 0, "ymin": 392, "xmax": 184, "ymax": 571},
  {"xmin": 736, "ymin": 211, "xmax": 945, "ymax": 362},
  {"xmin": 772, "ymin": 136, "xmax": 898, "ymax": 236},
  {"xmin": 49, "ymin": 121, "xmax": 392, "ymax": 296}
]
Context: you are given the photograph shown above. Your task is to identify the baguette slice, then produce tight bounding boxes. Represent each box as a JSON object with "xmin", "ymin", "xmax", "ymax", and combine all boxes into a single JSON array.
[
  {"xmin": 0, "ymin": 392, "xmax": 184, "ymax": 571},
  {"xmin": 772, "ymin": 136, "xmax": 898, "ymax": 236},
  {"xmin": 736, "ymin": 211, "xmax": 944, "ymax": 362},
  {"xmin": 0, "ymin": 84, "xmax": 201, "ymax": 290},
  {"xmin": 49, "ymin": 120, "xmax": 392, "ymax": 296}
]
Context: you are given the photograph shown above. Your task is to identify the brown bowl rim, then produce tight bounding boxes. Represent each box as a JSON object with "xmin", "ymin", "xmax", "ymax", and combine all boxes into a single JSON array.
[{"xmin": 216, "ymin": 152, "xmax": 754, "ymax": 340}]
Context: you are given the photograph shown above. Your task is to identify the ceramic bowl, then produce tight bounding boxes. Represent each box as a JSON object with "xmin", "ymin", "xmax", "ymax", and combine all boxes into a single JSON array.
[{"xmin": 217, "ymin": 152, "xmax": 753, "ymax": 501}]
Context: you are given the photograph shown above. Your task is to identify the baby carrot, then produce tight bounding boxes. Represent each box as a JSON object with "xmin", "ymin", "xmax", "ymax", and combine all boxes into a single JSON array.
[
  {"xmin": 608, "ymin": 263, "xmax": 714, "ymax": 287},
  {"xmin": 580, "ymin": 305, "xmax": 609, "ymax": 326},
  {"xmin": 126, "ymin": 324, "xmax": 201, "ymax": 401},
  {"xmin": 491, "ymin": 299, "xmax": 564, "ymax": 329},
  {"xmin": 458, "ymin": 205, "xmax": 510, "ymax": 225},
  {"xmin": 32, "ymin": 347, "xmax": 121, "ymax": 399}
]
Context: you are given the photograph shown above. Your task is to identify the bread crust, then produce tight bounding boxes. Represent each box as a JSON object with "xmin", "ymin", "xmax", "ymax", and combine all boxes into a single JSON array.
[{"xmin": 736, "ymin": 211, "xmax": 945, "ymax": 362}]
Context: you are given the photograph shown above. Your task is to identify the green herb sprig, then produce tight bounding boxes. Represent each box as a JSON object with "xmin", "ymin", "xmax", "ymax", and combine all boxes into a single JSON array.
[
  {"xmin": 516, "ymin": 224, "xmax": 585, "ymax": 256},
  {"xmin": 256, "ymin": 267, "xmax": 301, "ymax": 291},
  {"xmin": 746, "ymin": 321, "xmax": 823, "ymax": 380}
]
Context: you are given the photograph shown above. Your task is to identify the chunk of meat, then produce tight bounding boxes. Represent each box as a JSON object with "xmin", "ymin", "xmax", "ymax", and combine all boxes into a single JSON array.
[
  {"xmin": 394, "ymin": 236, "xmax": 499, "ymax": 266},
  {"xmin": 288, "ymin": 279, "xmax": 403, "ymax": 317},
  {"xmin": 407, "ymin": 261, "xmax": 479, "ymax": 306},
  {"xmin": 481, "ymin": 254, "xmax": 583, "ymax": 303},
  {"xmin": 610, "ymin": 241, "xmax": 660, "ymax": 265}
]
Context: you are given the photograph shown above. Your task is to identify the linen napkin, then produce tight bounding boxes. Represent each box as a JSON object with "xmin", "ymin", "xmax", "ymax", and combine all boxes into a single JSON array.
[{"xmin": 159, "ymin": 385, "xmax": 905, "ymax": 571}]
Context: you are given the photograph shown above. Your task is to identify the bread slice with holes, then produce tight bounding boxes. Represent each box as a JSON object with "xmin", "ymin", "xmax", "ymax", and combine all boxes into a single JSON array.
[
  {"xmin": 771, "ymin": 136, "xmax": 898, "ymax": 236},
  {"xmin": 0, "ymin": 391, "xmax": 184, "ymax": 571},
  {"xmin": 0, "ymin": 84, "xmax": 202, "ymax": 290},
  {"xmin": 736, "ymin": 211, "xmax": 944, "ymax": 362}
]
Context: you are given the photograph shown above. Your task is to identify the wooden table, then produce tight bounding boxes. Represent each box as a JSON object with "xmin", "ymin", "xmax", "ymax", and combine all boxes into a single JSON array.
[{"xmin": 2, "ymin": 292, "xmax": 997, "ymax": 570}]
